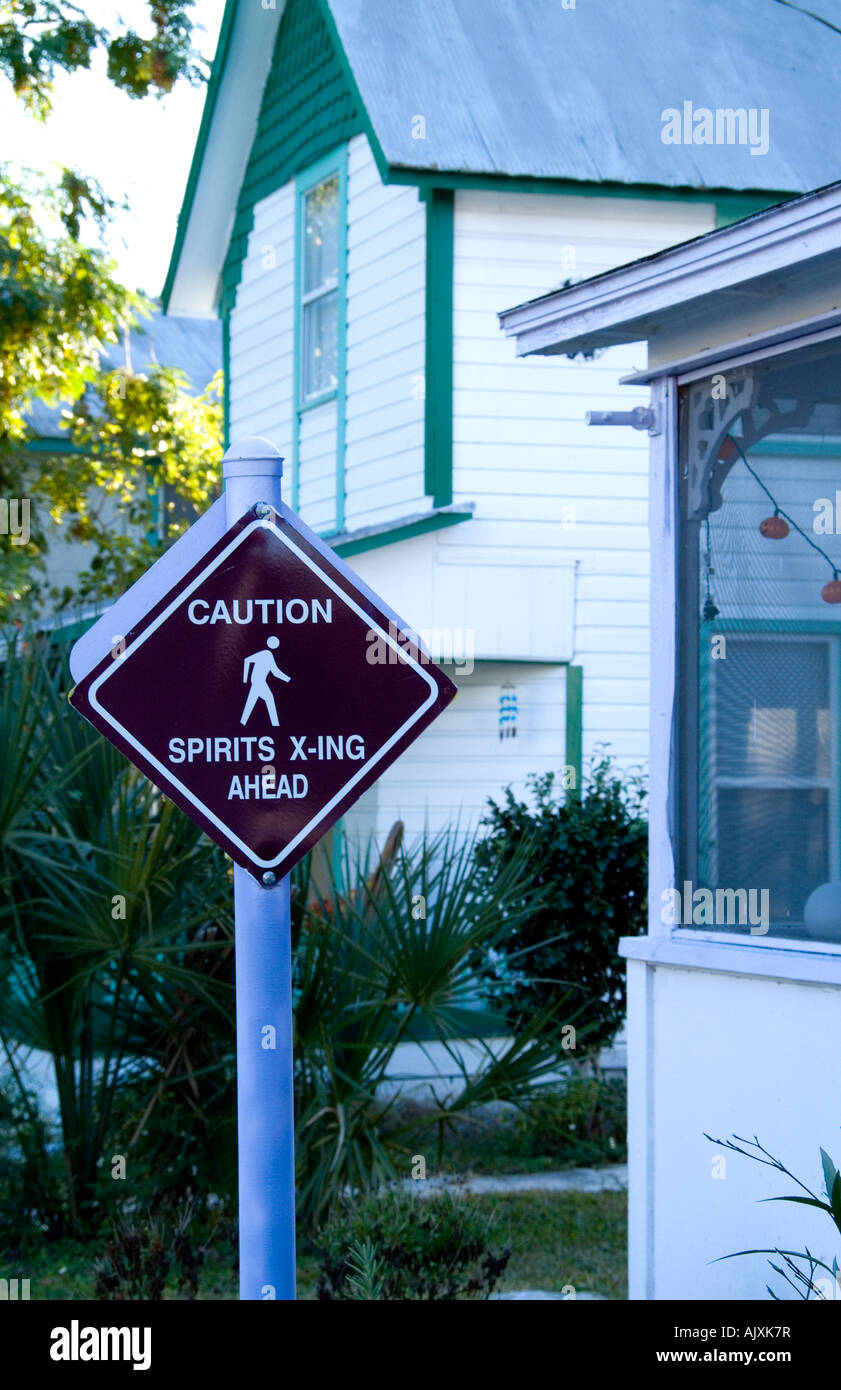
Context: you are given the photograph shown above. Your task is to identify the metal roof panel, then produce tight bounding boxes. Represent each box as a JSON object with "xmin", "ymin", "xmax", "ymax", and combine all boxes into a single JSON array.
[{"xmin": 330, "ymin": 0, "xmax": 841, "ymax": 190}]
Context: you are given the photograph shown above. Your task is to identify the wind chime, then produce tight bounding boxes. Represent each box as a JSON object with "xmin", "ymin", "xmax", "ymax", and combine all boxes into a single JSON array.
[{"xmin": 499, "ymin": 682, "xmax": 518, "ymax": 740}]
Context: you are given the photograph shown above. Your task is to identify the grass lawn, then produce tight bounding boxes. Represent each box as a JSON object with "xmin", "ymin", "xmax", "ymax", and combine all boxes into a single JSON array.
[
  {"xmin": 480, "ymin": 1190, "xmax": 627, "ymax": 1299},
  {"xmin": 2, "ymin": 1188, "xmax": 627, "ymax": 1300}
]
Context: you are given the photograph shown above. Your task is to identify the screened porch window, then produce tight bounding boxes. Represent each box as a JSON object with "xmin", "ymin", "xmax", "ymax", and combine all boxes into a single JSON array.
[
  {"xmin": 301, "ymin": 174, "xmax": 339, "ymax": 402},
  {"xmin": 679, "ymin": 337, "xmax": 841, "ymax": 944}
]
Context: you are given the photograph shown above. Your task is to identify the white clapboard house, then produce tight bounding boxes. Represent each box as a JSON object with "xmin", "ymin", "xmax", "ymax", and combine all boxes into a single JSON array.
[{"xmin": 163, "ymin": 0, "xmax": 841, "ymax": 853}]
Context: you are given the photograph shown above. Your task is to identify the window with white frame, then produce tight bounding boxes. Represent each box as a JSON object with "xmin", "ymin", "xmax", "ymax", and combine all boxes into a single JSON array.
[
  {"xmin": 300, "ymin": 173, "xmax": 339, "ymax": 402},
  {"xmin": 678, "ymin": 337, "xmax": 841, "ymax": 945}
]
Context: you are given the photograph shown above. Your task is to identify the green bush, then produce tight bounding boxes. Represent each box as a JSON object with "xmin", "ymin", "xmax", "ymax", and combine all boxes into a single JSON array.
[
  {"xmin": 515, "ymin": 1075, "xmax": 627, "ymax": 1165},
  {"xmin": 316, "ymin": 1188, "xmax": 510, "ymax": 1300},
  {"xmin": 474, "ymin": 752, "xmax": 647, "ymax": 1052}
]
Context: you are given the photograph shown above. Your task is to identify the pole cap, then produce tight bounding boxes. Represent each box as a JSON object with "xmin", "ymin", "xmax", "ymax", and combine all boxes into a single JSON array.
[{"xmin": 222, "ymin": 436, "xmax": 284, "ymax": 479}]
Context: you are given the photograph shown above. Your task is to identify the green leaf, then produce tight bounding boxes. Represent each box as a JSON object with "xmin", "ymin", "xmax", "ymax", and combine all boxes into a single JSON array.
[{"xmin": 820, "ymin": 1147, "xmax": 838, "ymax": 1201}]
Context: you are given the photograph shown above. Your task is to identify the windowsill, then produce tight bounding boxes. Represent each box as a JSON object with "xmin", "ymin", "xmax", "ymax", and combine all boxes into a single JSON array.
[
  {"xmin": 297, "ymin": 389, "xmax": 338, "ymax": 415},
  {"xmin": 322, "ymin": 502, "xmax": 475, "ymax": 557},
  {"xmin": 619, "ymin": 931, "xmax": 841, "ymax": 986}
]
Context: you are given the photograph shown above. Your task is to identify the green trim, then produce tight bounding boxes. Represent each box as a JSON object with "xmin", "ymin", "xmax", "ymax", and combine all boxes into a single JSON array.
[
  {"xmin": 389, "ymin": 169, "xmax": 793, "ymax": 211},
  {"xmin": 46, "ymin": 613, "xmax": 99, "ymax": 645},
  {"xmin": 221, "ymin": 309, "xmax": 231, "ymax": 451},
  {"xmin": 330, "ymin": 507, "xmax": 472, "ymax": 558},
  {"xmin": 565, "ymin": 665, "xmax": 583, "ymax": 801},
  {"xmin": 220, "ymin": 0, "xmax": 361, "ymax": 316},
  {"xmin": 297, "ymin": 388, "xmax": 338, "ymax": 416},
  {"xmin": 162, "ymin": 0, "xmax": 238, "ymax": 312},
  {"xmin": 331, "ymin": 817, "xmax": 344, "ymax": 895},
  {"xmin": 293, "ymin": 147, "xmax": 348, "ymax": 529},
  {"xmin": 335, "ymin": 150, "xmax": 348, "ymax": 533},
  {"xmin": 714, "ymin": 194, "xmax": 783, "ymax": 228},
  {"xmin": 751, "ymin": 437, "xmax": 841, "ymax": 458},
  {"xmin": 24, "ymin": 437, "xmax": 85, "ymax": 455},
  {"xmin": 705, "ymin": 619, "xmax": 841, "ymax": 634},
  {"xmin": 424, "ymin": 188, "xmax": 454, "ymax": 508},
  {"xmin": 313, "ymin": 0, "xmax": 390, "ymax": 184}
]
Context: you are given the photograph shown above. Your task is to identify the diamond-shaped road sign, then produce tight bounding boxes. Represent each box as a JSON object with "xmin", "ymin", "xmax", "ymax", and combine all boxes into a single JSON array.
[{"xmin": 70, "ymin": 502, "xmax": 457, "ymax": 881}]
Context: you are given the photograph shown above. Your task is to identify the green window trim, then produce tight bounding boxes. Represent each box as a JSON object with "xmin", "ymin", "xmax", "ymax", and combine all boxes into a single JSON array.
[
  {"xmin": 327, "ymin": 504, "xmax": 473, "ymax": 558},
  {"xmin": 293, "ymin": 147, "xmax": 348, "ymax": 530},
  {"xmin": 221, "ymin": 309, "xmax": 231, "ymax": 451},
  {"xmin": 565, "ymin": 664, "xmax": 583, "ymax": 801},
  {"xmin": 424, "ymin": 187, "xmax": 454, "ymax": 509},
  {"xmin": 749, "ymin": 435, "xmax": 841, "ymax": 458}
]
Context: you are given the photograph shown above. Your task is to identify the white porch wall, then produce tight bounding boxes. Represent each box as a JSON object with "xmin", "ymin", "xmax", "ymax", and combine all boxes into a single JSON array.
[{"xmin": 628, "ymin": 958, "xmax": 841, "ymax": 1299}]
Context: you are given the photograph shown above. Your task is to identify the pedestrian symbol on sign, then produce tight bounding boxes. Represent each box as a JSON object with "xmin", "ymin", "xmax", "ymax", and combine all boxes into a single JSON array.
[{"xmin": 241, "ymin": 634, "xmax": 291, "ymax": 726}]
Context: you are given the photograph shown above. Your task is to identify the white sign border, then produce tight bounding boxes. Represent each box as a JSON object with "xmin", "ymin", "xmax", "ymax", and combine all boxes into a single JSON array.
[{"xmin": 87, "ymin": 517, "xmax": 440, "ymax": 870}]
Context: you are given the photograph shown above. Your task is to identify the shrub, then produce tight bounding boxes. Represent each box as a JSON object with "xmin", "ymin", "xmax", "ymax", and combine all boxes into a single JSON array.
[
  {"xmin": 316, "ymin": 1188, "xmax": 510, "ymax": 1300},
  {"xmin": 93, "ymin": 1198, "xmax": 211, "ymax": 1300},
  {"xmin": 516, "ymin": 1075, "xmax": 627, "ymax": 1165},
  {"xmin": 474, "ymin": 752, "xmax": 647, "ymax": 1052}
]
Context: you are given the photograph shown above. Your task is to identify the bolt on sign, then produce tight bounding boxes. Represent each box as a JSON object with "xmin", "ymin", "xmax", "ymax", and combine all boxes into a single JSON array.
[{"xmin": 70, "ymin": 503, "xmax": 457, "ymax": 880}]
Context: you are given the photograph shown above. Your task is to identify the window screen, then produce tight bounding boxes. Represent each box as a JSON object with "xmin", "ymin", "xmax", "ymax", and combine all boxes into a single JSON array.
[{"xmin": 678, "ymin": 338, "xmax": 841, "ymax": 944}]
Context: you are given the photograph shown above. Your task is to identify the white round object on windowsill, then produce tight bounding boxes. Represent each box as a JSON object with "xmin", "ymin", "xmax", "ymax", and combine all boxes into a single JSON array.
[{"xmin": 803, "ymin": 882, "xmax": 841, "ymax": 943}]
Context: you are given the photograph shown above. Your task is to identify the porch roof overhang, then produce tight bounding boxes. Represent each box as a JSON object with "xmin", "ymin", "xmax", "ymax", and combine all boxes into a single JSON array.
[{"xmin": 498, "ymin": 180, "xmax": 841, "ymax": 379}]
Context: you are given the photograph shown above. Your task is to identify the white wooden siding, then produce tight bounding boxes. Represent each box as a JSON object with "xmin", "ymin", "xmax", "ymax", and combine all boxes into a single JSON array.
[
  {"xmin": 452, "ymin": 189, "xmax": 717, "ymax": 773},
  {"xmin": 228, "ymin": 183, "xmax": 295, "ymax": 455},
  {"xmin": 297, "ymin": 401, "xmax": 337, "ymax": 532},
  {"xmin": 344, "ymin": 134, "xmax": 426, "ymax": 530},
  {"xmin": 342, "ymin": 659, "xmax": 568, "ymax": 849}
]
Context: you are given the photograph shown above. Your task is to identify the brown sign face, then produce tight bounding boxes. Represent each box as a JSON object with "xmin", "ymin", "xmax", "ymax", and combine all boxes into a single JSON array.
[{"xmin": 70, "ymin": 505, "xmax": 457, "ymax": 881}]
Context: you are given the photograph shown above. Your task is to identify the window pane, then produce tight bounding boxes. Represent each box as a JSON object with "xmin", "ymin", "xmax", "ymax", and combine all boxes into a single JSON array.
[
  {"xmin": 715, "ymin": 640, "xmax": 829, "ymax": 781},
  {"xmin": 304, "ymin": 176, "xmax": 338, "ymax": 294},
  {"xmin": 717, "ymin": 788, "xmax": 829, "ymax": 927},
  {"xmin": 302, "ymin": 291, "xmax": 338, "ymax": 399}
]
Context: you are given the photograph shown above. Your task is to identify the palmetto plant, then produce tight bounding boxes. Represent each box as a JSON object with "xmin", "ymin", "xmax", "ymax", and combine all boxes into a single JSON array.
[
  {"xmin": 1, "ymin": 629, "xmax": 587, "ymax": 1242},
  {"xmin": 0, "ymin": 630, "xmax": 234, "ymax": 1236},
  {"xmin": 292, "ymin": 824, "xmax": 587, "ymax": 1230}
]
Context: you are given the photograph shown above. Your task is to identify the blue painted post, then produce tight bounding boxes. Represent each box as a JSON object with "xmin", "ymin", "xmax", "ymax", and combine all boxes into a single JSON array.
[{"xmin": 223, "ymin": 437, "xmax": 296, "ymax": 1301}]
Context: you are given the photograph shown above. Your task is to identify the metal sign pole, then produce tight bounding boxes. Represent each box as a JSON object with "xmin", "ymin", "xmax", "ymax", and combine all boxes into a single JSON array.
[{"xmin": 223, "ymin": 438, "xmax": 296, "ymax": 1301}]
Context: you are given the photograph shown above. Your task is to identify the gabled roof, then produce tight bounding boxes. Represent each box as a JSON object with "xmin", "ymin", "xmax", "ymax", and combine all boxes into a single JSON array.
[{"xmin": 165, "ymin": 0, "xmax": 841, "ymax": 315}]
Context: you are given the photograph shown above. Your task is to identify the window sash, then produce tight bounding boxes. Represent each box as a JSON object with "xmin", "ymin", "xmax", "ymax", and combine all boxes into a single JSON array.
[{"xmin": 300, "ymin": 173, "xmax": 340, "ymax": 405}]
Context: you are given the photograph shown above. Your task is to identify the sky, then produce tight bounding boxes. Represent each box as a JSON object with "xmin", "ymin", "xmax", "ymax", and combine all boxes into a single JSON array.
[{"xmin": 3, "ymin": 0, "xmax": 227, "ymax": 298}]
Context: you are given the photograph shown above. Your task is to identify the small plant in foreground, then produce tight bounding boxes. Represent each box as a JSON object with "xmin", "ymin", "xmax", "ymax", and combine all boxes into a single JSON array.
[
  {"xmin": 316, "ymin": 1188, "xmax": 511, "ymax": 1300},
  {"xmin": 94, "ymin": 1199, "xmax": 205, "ymax": 1300},
  {"xmin": 705, "ymin": 1131, "xmax": 841, "ymax": 1299}
]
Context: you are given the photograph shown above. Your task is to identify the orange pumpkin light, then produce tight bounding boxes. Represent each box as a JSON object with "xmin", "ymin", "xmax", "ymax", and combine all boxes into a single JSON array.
[
  {"xmin": 822, "ymin": 578, "xmax": 841, "ymax": 604},
  {"xmin": 759, "ymin": 513, "xmax": 790, "ymax": 539}
]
